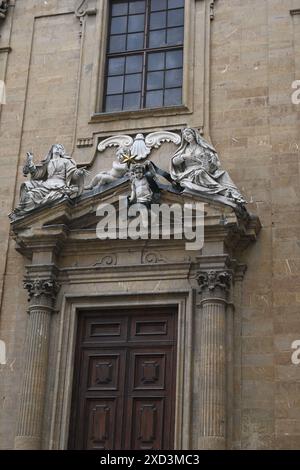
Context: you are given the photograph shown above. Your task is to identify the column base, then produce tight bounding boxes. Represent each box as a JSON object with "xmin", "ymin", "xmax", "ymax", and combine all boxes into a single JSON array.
[
  {"xmin": 198, "ymin": 436, "xmax": 226, "ymax": 450},
  {"xmin": 14, "ymin": 435, "xmax": 42, "ymax": 450}
]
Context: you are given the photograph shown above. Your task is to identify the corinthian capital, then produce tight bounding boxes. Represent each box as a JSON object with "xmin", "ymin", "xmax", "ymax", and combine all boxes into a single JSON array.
[
  {"xmin": 24, "ymin": 279, "xmax": 60, "ymax": 302},
  {"xmin": 197, "ymin": 270, "xmax": 232, "ymax": 293}
]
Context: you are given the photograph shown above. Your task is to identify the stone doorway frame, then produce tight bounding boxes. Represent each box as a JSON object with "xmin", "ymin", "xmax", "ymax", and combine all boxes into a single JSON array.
[
  {"xmin": 48, "ymin": 290, "xmax": 194, "ymax": 450},
  {"xmin": 11, "ymin": 189, "xmax": 261, "ymax": 450}
]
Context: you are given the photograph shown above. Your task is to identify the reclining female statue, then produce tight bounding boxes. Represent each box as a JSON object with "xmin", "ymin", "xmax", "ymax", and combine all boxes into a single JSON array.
[{"xmin": 170, "ymin": 128, "xmax": 245, "ymax": 205}]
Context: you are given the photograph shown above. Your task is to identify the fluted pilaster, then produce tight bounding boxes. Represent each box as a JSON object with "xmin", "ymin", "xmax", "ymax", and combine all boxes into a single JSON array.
[
  {"xmin": 14, "ymin": 279, "xmax": 60, "ymax": 450},
  {"xmin": 197, "ymin": 270, "xmax": 232, "ymax": 449}
]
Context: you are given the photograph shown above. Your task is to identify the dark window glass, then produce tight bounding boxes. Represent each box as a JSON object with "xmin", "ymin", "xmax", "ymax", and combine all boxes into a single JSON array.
[
  {"xmin": 126, "ymin": 55, "xmax": 143, "ymax": 73},
  {"xmin": 150, "ymin": 11, "xmax": 167, "ymax": 30},
  {"xmin": 112, "ymin": 2, "xmax": 128, "ymax": 16},
  {"xmin": 167, "ymin": 8, "xmax": 184, "ymax": 27},
  {"xmin": 109, "ymin": 35, "xmax": 126, "ymax": 53},
  {"xmin": 104, "ymin": 0, "xmax": 184, "ymax": 112},
  {"xmin": 146, "ymin": 90, "xmax": 164, "ymax": 107},
  {"xmin": 166, "ymin": 49, "xmax": 182, "ymax": 68},
  {"xmin": 167, "ymin": 26, "xmax": 184, "ymax": 45},
  {"xmin": 127, "ymin": 32, "xmax": 144, "ymax": 50},
  {"xmin": 125, "ymin": 73, "xmax": 142, "ymax": 92},
  {"xmin": 151, "ymin": 0, "xmax": 167, "ymax": 11},
  {"xmin": 168, "ymin": 0, "xmax": 184, "ymax": 8},
  {"xmin": 108, "ymin": 57, "xmax": 125, "ymax": 75},
  {"xmin": 128, "ymin": 14, "xmax": 145, "ymax": 32},
  {"xmin": 147, "ymin": 71, "xmax": 164, "ymax": 90},
  {"xmin": 164, "ymin": 87, "xmax": 181, "ymax": 106},
  {"xmin": 124, "ymin": 92, "xmax": 141, "ymax": 109},
  {"xmin": 129, "ymin": 0, "xmax": 145, "ymax": 14},
  {"xmin": 107, "ymin": 75, "xmax": 124, "ymax": 94},
  {"xmin": 165, "ymin": 68, "xmax": 182, "ymax": 88},
  {"xmin": 106, "ymin": 94, "xmax": 123, "ymax": 112},
  {"xmin": 148, "ymin": 52, "xmax": 165, "ymax": 71},
  {"xmin": 111, "ymin": 16, "xmax": 127, "ymax": 34},
  {"xmin": 149, "ymin": 30, "xmax": 166, "ymax": 48}
]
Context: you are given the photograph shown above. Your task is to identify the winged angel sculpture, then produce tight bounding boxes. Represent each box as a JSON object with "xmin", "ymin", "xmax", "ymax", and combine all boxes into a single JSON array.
[
  {"xmin": 85, "ymin": 131, "xmax": 181, "ymax": 190},
  {"xmin": 87, "ymin": 128, "xmax": 245, "ymax": 206}
]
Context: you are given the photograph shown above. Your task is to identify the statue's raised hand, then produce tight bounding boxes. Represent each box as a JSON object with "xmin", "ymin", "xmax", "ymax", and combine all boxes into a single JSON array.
[
  {"xmin": 26, "ymin": 152, "xmax": 33, "ymax": 164},
  {"xmin": 23, "ymin": 152, "xmax": 35, "ymax": 176}
]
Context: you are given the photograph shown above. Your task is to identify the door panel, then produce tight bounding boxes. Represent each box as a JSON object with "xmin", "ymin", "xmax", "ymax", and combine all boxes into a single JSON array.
[
  {"xmin": 69, "ymin": 307, "xmax": 177, "ymax": 450},
  {"xmin": 132, "ymin": 352, "xmax": 166, "ymax": 390},
  {"xmin": 126, "ymin": 398, "xmax": 164, "ymax": 450},
  {"xmin": 85, "ymin": 399, "xmax": 118, "ymax": 450},
  {"xmin": 83, "ymin": 315, "xmax": 129, "ymax": 343},
  {"xmin": 87, "ymin": 353, "xmax": 123, "ymax": 391},
  {"xmin": 129, "ymin": 313, "xmax": 176, "ymax": 342}
]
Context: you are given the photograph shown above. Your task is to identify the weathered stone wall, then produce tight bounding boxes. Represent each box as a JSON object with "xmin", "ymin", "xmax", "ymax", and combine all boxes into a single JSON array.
[
  {"xmin": 0, "ymin": 0, "xmax": 299, "ymax": 449},
  {"xmin": 210, "ymin": 0, "xmax": 300, "ymax": 449},
  {"xmin": 0, "ymin": 0, "xmax": 81, "ymax": 449}
]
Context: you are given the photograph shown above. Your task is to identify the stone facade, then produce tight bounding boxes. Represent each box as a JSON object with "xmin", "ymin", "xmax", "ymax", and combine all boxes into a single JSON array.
[{"xmin": 0, "ymin": 0, "xmax": 299, "ymax": 450}]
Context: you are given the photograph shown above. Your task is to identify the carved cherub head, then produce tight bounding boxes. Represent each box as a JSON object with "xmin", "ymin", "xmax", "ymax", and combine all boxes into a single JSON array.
[
  {"xmin": 132, "ymin": 163, "xmax": 146, "ymax": 180},
  {"xmin": 116, "ymin": 146, "xmax": 131, "ymax": 163}
]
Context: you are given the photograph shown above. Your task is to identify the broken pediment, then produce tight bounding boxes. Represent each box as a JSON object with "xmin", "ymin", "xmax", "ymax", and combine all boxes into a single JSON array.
[
  {"xmin": 10, "ymin": 128, "xmax": 260, "ymax": 262},
  {"xmin": 11, "ymin": 175, "xmax": 260, "ymax": 262},
  {"xmin": 10, "ymin": 128, "xmax": 247, "ymax": 223}
]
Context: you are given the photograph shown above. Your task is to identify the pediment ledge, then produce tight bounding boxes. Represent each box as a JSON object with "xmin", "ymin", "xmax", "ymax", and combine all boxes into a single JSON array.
[{"xmin": 11, "ymin": 180, "xmax": 261, "ymax": 259}]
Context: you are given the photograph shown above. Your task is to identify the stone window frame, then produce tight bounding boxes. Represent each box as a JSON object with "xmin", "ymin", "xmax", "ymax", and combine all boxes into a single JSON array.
[
  {"xmin": 88, "ymin": 0, "xmax": 214, "ymax": 129},
  {"xmin": 103, "ymin": 0, "xmax": 185, "ymax": 113},
  {"xmin": 48, "ymin": 291, "xmax": 194, "ymax": 450}
]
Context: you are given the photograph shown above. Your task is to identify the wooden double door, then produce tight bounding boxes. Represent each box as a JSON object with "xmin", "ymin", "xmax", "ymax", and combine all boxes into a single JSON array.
[{"xmin": 68, "ymin": 307, "xmax": 178, "ymax": 450}]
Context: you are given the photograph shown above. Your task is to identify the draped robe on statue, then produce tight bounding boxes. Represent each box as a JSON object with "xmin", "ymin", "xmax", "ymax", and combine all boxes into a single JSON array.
[
  {"xmin": 18, "ymin": 155, "xmax": 84, "ymax": 214},
  {"xmin": 170, "ymin": 130, "xmax": 245, "ymax": 204}
]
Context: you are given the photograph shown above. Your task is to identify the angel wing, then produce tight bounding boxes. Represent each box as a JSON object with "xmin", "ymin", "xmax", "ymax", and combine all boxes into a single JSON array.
[
  {"xmin": 97, "ymin": 135, "xmax": 134, "ymax": 152},
  {"xmin": 145, "ymin": 131, "xmax": 181, "ymax": 149}
]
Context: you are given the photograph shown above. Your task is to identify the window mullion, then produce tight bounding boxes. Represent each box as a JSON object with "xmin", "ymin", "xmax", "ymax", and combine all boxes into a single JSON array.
[
  {"xmin": 107, "ymin": 44, "xmax": 182, "ymax": 60},
  {"xmin": 141, "ymin": 0, "xmax": 151, "ymax": 108},
  {"xmin": 122, "ymin": 4, "xmax": 129, "ymax": 110},
  {"xmin": 162, "ymin": 47, "xmax": 167, "ymax": 107}
]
